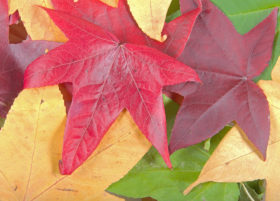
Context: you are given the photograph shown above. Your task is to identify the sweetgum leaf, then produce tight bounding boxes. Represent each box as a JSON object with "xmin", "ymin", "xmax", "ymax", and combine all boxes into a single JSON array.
[
  {"xmin": 51, "ymin": 0, "xmax": 201, "ymax": 58},
  {"xmin": 210, "ymin": 0, "xmax": 280, "ymax": 34},
  {"xmin": 184, "ymin": 60, "xmax": 280, "ymax": 200},
  {"xmin": 209, "ymin": 0, "xmax": 280, "ymax": 81},
  {"xmin": 0, "ymin": 0, "xmax": 59, "ymax": 117},
  {"xmin": 127, "ymin": 0, "xmax": 172, "ymax": 42},
  {"xmin": 8, "ymin": 0, "xmax": 66, "ymax": 41},
  {"xmin": 108, "ymin": 98, "xmax": 239, "ymax": 201},
  {"xmin": 169, "ymin": 0, "xmax": 277, "ymax": 158},
  {"xmin": 24, "ymin": 7, "xmax": 200, "ymax": 175},
  {"xmin": 0, "ymin": 86, "xmax": 150, "ymax": 201}
]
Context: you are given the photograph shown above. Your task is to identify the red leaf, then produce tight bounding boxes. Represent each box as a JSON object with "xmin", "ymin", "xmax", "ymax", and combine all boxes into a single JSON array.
[
  {"xmin": 51, "ymin": 0, "xmax": 201, "ymax": 58},
  {"xmin": 169, "ymin": 0, "xmax": 277, "ymax": 157},
  {"xmin": 0, "ymin": 0, "xmax": 59, "ymax": 117},
  {"xmin": 24, "ymin": 8, "xmax": 200, "ymax": 174}
]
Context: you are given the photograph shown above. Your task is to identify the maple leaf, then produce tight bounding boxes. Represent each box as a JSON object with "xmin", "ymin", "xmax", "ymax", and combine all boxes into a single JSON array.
[
  {"xmin": 51, "ymin": 0, "xmax": 202, "ymax": 58},
  {"xmin": 0, "ymin": 0, "xmax": 59, "ymax": 117},
  {"xmin": 8, "ymin": 0, "xmax": 67, "ymax": 41},
  {"xmin": 0, "ymin": 85, "xmax": 151, "ymax": 200},
  {"xmin": 168, "ymin": 0, "xmax": 278, "ymax": 158},
  {"xmin": 24, "ymin": 7, "xmax": 200, "ymax": 174},
  {"xmin": 183, "ymin": 59, "xmax": 280, "ymax": 201}
]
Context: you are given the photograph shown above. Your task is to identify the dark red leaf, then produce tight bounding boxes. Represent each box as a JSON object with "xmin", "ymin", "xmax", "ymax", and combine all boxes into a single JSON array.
[
  {"xmin": 169, "ymin": 0, "xmax": 277, "ymax": 157},
  {"xmin": 0, "ymin": 0, "xmax": 59, "ymax": 117},
  {"xmin": 24, "ymin": 8, "xmax": 200, "ymax": 174}
]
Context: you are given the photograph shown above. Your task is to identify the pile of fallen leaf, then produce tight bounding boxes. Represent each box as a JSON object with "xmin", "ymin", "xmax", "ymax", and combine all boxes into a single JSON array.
[{"xmin": 0, "ymin": 0, "xmax": 279, "ymax": 200}]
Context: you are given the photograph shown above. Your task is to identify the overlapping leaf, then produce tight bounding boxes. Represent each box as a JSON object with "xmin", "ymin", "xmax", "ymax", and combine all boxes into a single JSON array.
[
  {"xmin": 210, "ymin": 0, "xmax": 280, "ymax": 80},
  {"xmin": 108, "ymin": 97, "xmax": 240, "ymax": 201},
  {"xmin": 127, "ymin": 0, "xmax": 172, "ymax": 41},
  {"xmin": 99, "ymin": 0, "xmax": 119, "ymax": 7},
  {"xmin": 0, "ymin": 85, "xmax": 151, "ymax": 200},
  {"xmin": 51, "ymin": 0, "xmax": 201, "ymax": 58},
  {"xmin": 210, "ymin": 0, "xmax": 280, "ymax": 34},
  {"xmin": 0, "ymin": 0, "xmax": 59, "ymax": 117},
  {"xmin": 8, "ymin": 0, "xmax": 66, "ymax": 41},
  {"xmin": 184, "ymin": 59, "xmax": 280, "ymax": 201},
  {"xmin": 169, "ymin": 0, "xmax": 277, "ymax": 159},
  {"xmin": 24, "ymin": 6, "xmax": 200, "ymax": 174}
]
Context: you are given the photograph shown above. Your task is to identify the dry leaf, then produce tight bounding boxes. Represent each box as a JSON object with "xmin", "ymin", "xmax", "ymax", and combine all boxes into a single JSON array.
[
  {"xmin": 127, "ymin": 0, "xmax": 172, "ymax": 42},
  {"xmin": 0, "ymin": 85, "xmax": 151, "ymax": 200},
  {"xmin": 8, "ymin": 0, "xmax": 66, "ymax": 41},
  {"xmin": 184, "ymin": 59, "xmax": 280, "ymax": 201},
  {"xmin": 99, "ymin": 0, "xmax": 118, "ymax": 7}
]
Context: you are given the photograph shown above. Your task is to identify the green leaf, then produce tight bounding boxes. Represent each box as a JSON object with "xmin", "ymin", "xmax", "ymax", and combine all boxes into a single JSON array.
[
  {"xmin": 108, "ymin": 97, "xmax": 239, "ymax": 201},
  {"xmin": 255, "ymin": 31, "xmax": 280, "ymax": 81},
  {"xmin": 166, "ymin": 10, "xmax": 181, "ymax": 22},
  {"xmin": 211, "ymin": 0, "xmax": 280, "ymax": 34},
  {"xmin": 166, "ymin": 0, "xmax": 180, "ymax": 22},
  {"xmin": 0, "ymin": 118, "xmax": 5, "ymax": 128},
  {"xmin": 167, "ymin": 0, "xmax": 180, "ymax": 17},
  {"xmin": 239, "ymin": 182, "xmax": 264, "ymax": 201}
]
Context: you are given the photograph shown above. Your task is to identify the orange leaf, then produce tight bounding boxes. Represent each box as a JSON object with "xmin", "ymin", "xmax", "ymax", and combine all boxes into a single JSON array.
[
  {"xmin": 184, "ymin": 59, "xmax": 280, "ymax": 201},
  {"xmin": 0, "ymin": 86, "xmax": 151, "ymax": 200},
  {"xmin": 8, "ymin": 0, "xmax": 67, "ymax": 41},
  {"xmin": 99, "ymin": 0, "xmax": 118, "ymax": 7},
  {"xmin": 127, "ymin": 0, "xmax": 172, "ymax": 42}
]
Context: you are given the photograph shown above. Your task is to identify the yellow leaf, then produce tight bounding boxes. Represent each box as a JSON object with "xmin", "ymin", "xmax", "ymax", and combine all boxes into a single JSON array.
[
  {"xmin": 8, "ymin": 0, "xmax": 67, "ymax": 41},
  {"xmin": 184, "ymin": 59, "xmax": 280, "ymax": 201},
  {"xmin": 99, "ymin": 0, "xmax": 119, "ymax": 7},
  {"xmin": 127, "ymin": 0, "xmax": 172, "ymax": 42},
  {"xmin": 0, "ymin": 86, "xmax": 151, "ymax": 200}
]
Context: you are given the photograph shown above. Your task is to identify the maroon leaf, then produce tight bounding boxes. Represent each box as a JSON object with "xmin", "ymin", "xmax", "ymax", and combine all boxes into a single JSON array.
[
  {"xmin": 0, "ymin": 0, "xmax": 59, "ymax": 117},
  {"xmin": 169, "ymin": 0, "xmax": 277, "ymax": 158},
  {"xmin": 24, "ymin": 8, "xmax": 200, "ymax": 174}
]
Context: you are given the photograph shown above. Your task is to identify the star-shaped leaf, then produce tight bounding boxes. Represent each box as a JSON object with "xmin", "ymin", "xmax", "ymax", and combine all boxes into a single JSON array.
[
  {"xmin": 108, "ymin": 97, "xmax": 240, "ymax": 201},
  {"xmin": 184, "ymin": 58, "xmax": 280, "ymax": 201},
  {"xmin": 0, "ymin": 85, "xmax": 150, "ymax": 200},
  {"xmin": 51, "ymin": 0, "xmax": 202, "ymax": 58},
  {"xmin": 0, "ymin": 0, "xmax": 59, "ymax": 117},
  {"xmin": 24, "ymin": 7, "xmax": 200, "ymax": 174},
  {"xmin": 169, "ymin": 0, "xmax": 278, "ymax": 158}
]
